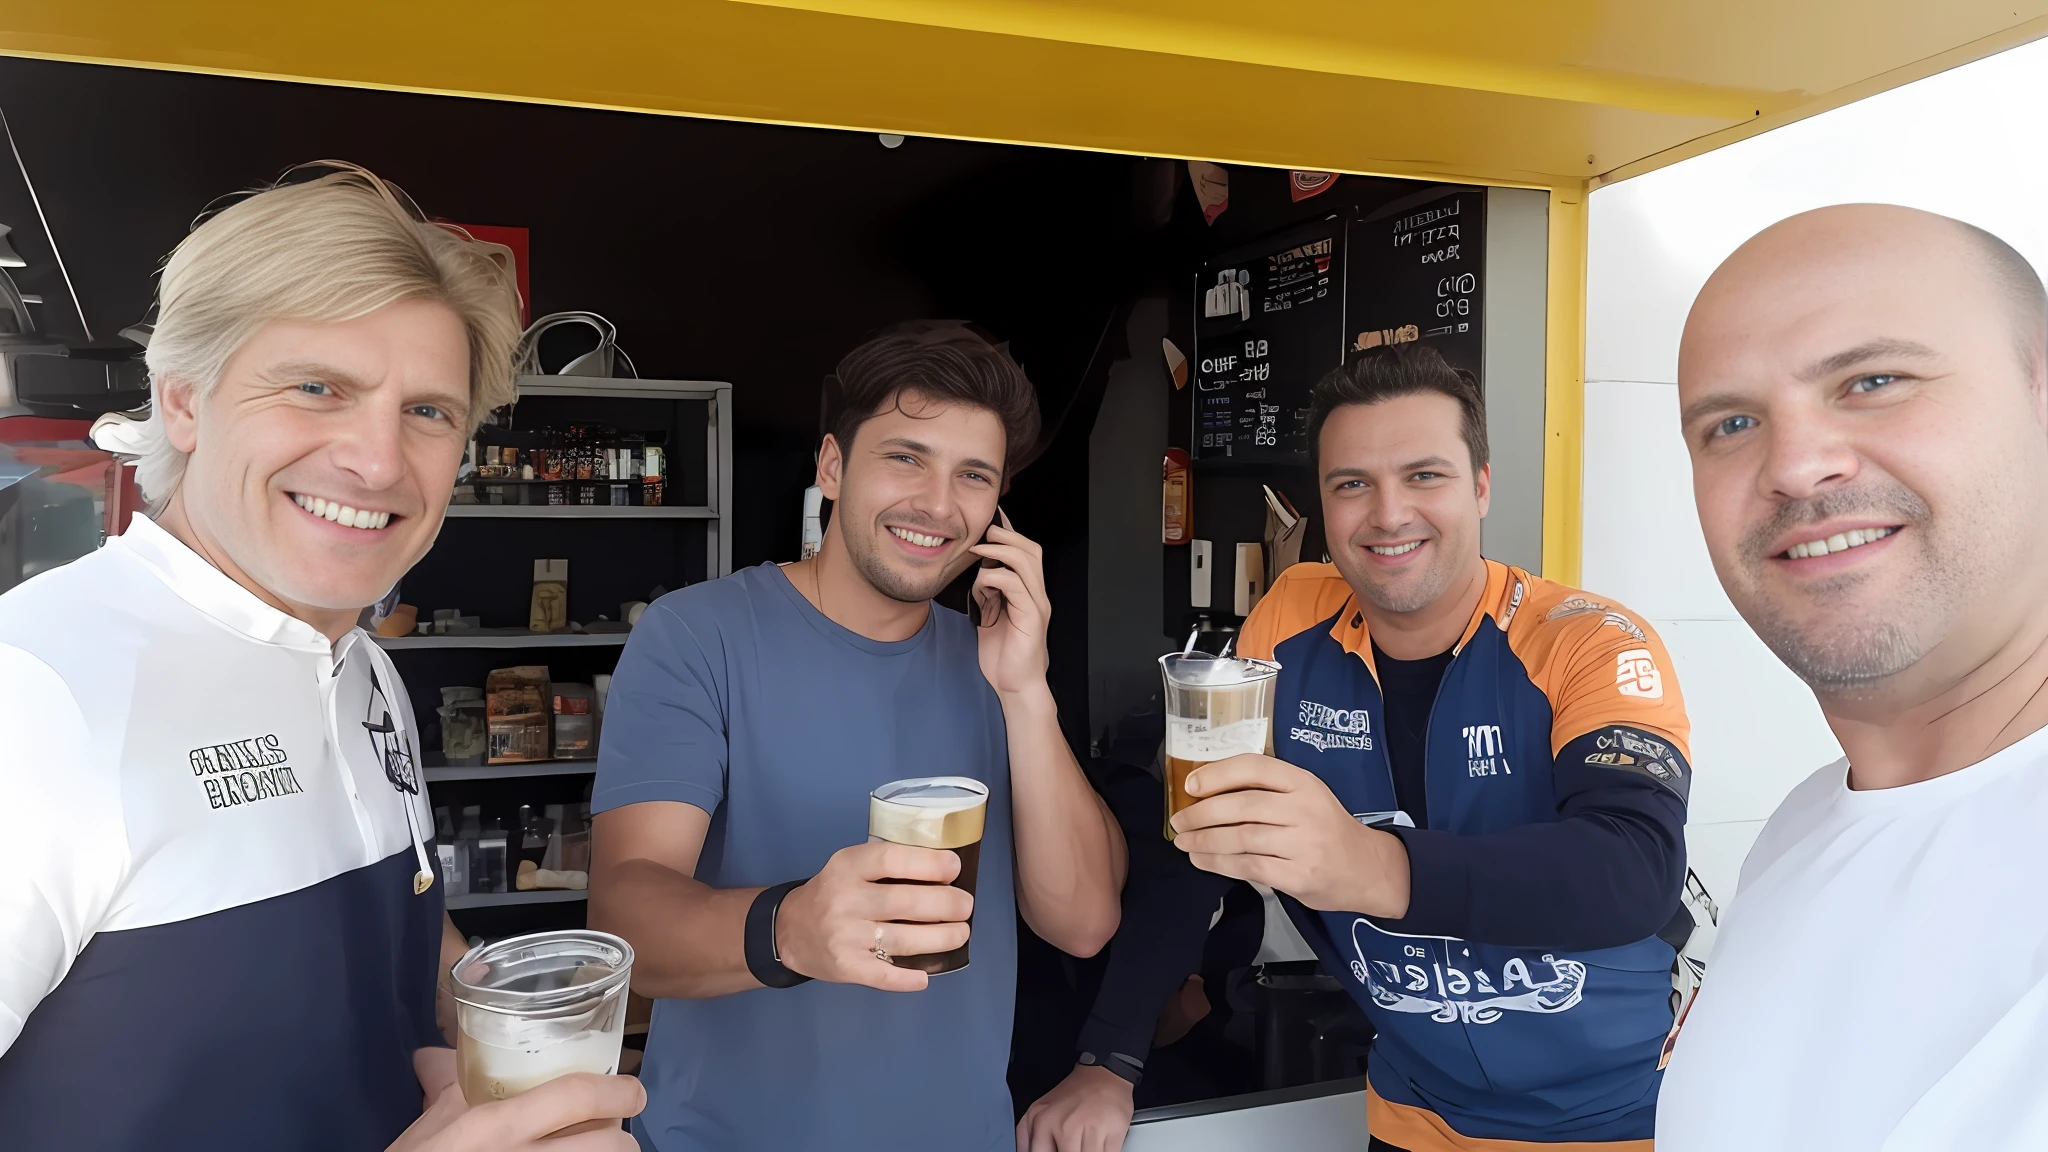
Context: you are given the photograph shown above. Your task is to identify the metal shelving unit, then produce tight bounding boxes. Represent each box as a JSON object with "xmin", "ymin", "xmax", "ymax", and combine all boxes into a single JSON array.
[
  {"xmin": 390, "ymin": 374, "xmax": 732, "ymax": 823},
  {"xmin": 427, "ymin": 761, "xmax": 598, "ymax": 783},
  {"xmin": 377, "ymin": 632, "xmax": 630, "ymax": 651},
  {"xmin": 508, "ymin": 375, "xmax": 735, "ymax": 577},
  {"xmin": 446, "ymin": 889, "xmax": 589, "ymax": 910},
  {"xmin": 444, "ymin": 503, "xmax": 717, "ymax": 520}
]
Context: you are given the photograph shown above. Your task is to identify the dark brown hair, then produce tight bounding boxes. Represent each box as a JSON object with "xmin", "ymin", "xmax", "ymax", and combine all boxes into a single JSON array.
[
  {"xmin": 1309, "ymin": 343, "xmax": 1488, "ymax": 474},
  {"xmin": 823, "ymin": 320, "xmax": 1042, "ymax": 478}
]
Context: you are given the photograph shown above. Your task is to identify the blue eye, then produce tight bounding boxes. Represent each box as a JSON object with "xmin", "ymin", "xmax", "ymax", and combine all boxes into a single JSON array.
[
  {"xmin": 297, "ymin": 381, "xmax": 330, "ymax": 396},
  {"xmin": 1713, "ymin": 414, "xmax": 1758, "ymax": 439},
  {"xmin": 1848, "ymin": 373, "xmax": 1898, "ymax": 394},
  {"xmin": 409, "ymin": 405, "xmax": 447, "ymax": 421}
]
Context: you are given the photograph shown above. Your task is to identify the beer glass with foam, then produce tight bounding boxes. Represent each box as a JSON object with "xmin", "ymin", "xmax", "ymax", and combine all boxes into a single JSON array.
[
  {"xmin": 868, "ymin": 776, "xmax": 988, "ymax": 975},
  {"xmin": 1159, "ymin": 652, "xmax": 1281, "ymax": 840},
  {"xmin": 451, "ymin": 929, "xmax": 634, "ymax": 1105}
]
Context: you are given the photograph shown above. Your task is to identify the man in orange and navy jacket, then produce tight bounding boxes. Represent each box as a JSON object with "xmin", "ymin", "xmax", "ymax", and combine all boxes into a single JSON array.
[{"xmin": 1171, "ymin": 343, "xmax": 1694, "ymax": 1151}]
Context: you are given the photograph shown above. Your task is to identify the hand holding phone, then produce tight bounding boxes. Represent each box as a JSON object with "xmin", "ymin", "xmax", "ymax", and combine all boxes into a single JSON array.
[{"xmin": 969, "ymin": 508, "xmax": 1051, "ymax": 694}]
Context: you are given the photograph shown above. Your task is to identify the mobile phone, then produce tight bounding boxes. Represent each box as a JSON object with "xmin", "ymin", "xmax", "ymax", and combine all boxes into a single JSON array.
[{"xmin": 975, "ymin": 506, "xmax": 1009, "ymax": 625}]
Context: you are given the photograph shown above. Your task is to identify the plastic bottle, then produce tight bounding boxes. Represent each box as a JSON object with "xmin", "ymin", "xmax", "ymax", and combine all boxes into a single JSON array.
[{"xmin": 436, "ymin": 807, "xmax": 469, "ymax": 897}]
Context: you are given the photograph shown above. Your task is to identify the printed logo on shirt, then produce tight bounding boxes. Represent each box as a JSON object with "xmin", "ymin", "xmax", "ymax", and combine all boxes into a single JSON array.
[
  {"xmin": 1589, "ymin": 727, "xmax": 1689, "ymax": 798},
  {"xmin": 1290, "ymin": 699, "xmax": 1373, "ymax": 752},
  {"xmin": 1347, "ymin": 923, "xmax": 1587, "ymax": 1024},
  {"xmin": 1461, "ymin": 723, "xmax": 1511, "ymax": 777},
  {"xmin": 1547, "ymin": 597, "xmax": 1647, "ymax": 642},
  {"xmin": 1615, "ymin": 649, "xmax": 1663, "ymax": 699},
  {"xmin": 187, "ymin": 734, "xmax": 306, "ymax": 810}
]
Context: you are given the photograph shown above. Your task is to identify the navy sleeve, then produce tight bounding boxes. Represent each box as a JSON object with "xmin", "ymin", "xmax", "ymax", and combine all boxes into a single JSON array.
[
  {"xmin": 1073, "ymin": 763, "xmax": 1234, "ymax": 1069},
  {"xmin": 1377, "ymin": 726, "xmax": 1689, "ymax": 951}
]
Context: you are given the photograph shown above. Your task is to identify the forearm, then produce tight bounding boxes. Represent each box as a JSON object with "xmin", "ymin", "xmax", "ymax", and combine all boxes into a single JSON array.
[
  {"xmin": 436, "ymin": 915, "xmax": 468, "ymax": 1046},
  {"xmin": 1004, "ymin": 686, "xmax": 1125, "ymax": 956},
  {"xmin": 1383, "ymin": 788, "xmax": 1686, "ymax": 950},
  {"xmin": 1077, "ymin": 861, "xmax": 1233, "ymax": 1063},
  {"xmin": 588, "ymin": 858, "xmax": 765, "ymax": 999}
]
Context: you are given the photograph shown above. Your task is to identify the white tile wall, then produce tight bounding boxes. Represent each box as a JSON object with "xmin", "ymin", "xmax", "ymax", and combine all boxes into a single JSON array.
[
  {"xmin": 1579, "ymin": 379, "xmax": 1735, "ymax": 623},
  {"xmin": 1652, "ymin": 618, "xmax": 1840, "ymax": 827},
  {"xmin": 1685, "ymin": 820, "xmax": 1766, "ymax": 913}
]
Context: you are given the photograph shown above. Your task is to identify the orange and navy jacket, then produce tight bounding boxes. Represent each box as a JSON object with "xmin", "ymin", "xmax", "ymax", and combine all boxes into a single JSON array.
[{"xmin": 1239, "ymin": 561, "xmax": 1693, "ymax": 1151}]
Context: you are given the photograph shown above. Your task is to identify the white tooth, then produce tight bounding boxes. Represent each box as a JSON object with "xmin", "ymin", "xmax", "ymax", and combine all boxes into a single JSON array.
[
  {"xmin": 1846, "ymin": 529, "xmax": 1867, "ymax": 547},
  {"xmin": 375, "ymin": 512, "xmax": 389, "ymax": 529},
  {"xmin": 321, "ymin": 501, "xmax": 340, "ymax": 521},
  {"xmin": 1788, "ymin": 543, "xmax": 1806, "ymax": 559},
  {"xmin": 1806, "ymin": 538, "xmax": 1829, "ymax": 556},
  {"xmin": 337, "ymin": 504, "xmax": 358, "ymax": 525},
  {"xmin": 1825, "ymin": 533, "xmax": 1848, "ymax": 553},
  {"xmin": 354, "ymin": 508, "xmax": 375, "ymax": 530}
]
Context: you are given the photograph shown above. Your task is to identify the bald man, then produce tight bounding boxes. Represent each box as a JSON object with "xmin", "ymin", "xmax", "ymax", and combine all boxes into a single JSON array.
[{"xmin": 1656, "ymin": 204, "xmax": 2048, "ymax": 1149}]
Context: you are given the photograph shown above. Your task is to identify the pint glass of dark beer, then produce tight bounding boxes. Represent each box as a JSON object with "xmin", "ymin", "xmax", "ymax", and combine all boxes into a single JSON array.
[{"xmin": 867, "ymin": 776, "xmax": 987, "ymax": 975}]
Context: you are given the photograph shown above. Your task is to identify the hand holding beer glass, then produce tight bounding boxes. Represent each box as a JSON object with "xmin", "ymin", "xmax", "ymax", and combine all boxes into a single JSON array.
[
  {"xmin": 450, "ymin": 931, "xmax": 636, "ymax": 1106},
  {"xmin": 1160, "ymin": 652, "xmax": 1280, "ymax": 839},
  {"xmin": 772, "ymin": 777, "xmax": 986, "ymax": 992}
]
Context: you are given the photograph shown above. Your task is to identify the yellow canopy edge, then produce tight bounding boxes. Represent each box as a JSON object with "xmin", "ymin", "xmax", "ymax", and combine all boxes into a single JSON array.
[
  {"xmin": 5, "ymin": 0, "xmax": 2043, "ymax": 582},
  {"xmin": 3, "ymin": 0, "xmax": 2043, "ymax": 190}
]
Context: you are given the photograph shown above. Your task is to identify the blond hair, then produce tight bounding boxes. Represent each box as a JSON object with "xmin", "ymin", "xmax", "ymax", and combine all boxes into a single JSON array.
[{"xmin": 134, "ymin": 162, "xmax": 523, "ymax": 506}]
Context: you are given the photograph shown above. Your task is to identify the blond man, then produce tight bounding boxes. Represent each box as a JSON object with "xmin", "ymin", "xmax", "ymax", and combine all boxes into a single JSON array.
[{"xmin": 0, "ymin": 165, "xmax": 642, "ymax": 1150}]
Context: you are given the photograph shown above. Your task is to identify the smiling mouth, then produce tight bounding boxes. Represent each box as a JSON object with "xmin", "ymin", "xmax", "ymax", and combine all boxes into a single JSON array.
[
  {"xmin": 1781, "ymin": 526, "xmax": 1898, "ymax": 560},
  {"xmin": 888, "ymin": 526, "xmax": 950, "ymax": 549},
  {"xmin": 1367, "ymin": 541, "xmax": 1423, "ymax": 557},
  {"xmin": 291, "ymin": 493, "xmax": 396, "ymax": 532}
]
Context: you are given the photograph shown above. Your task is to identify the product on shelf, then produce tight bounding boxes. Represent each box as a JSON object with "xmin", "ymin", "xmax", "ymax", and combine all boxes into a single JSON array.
[
  {"xmin": 435, "ymin": 807, "xmax": 470, "ymax": 897},
  {"xmin": 552, "ymin": 683, "xmax": 597, "ymax": 759},
  {"xmin": 439, "ymin": 686, "xmax": 487, "ymax": 765},
  {"xmin": 459, "ymin": 424, "xmax": 671, "ymax": 507},
  {"xmin": 486, "ymin": 666, "xmax": 552, "ymax": 764},
  {"xmin": 474, "ymin": 817, "xmax": 509, "ymax": 895},
  {"xmin": 529, "ymin": 560, "xmax": 569, "ymax": 633}
]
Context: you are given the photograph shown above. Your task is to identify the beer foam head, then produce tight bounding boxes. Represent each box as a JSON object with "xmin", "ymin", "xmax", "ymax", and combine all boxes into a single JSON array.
[
  {"xmin": 869, "ymin": 776, "xmax": 987, "ymax": 849},
  {"xmin": 1159, "ymin": 653, "xmax": 1280, "ymax": 688}
]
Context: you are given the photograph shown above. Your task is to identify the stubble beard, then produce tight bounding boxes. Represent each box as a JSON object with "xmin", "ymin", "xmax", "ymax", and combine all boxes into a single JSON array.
[
  {"xmin": 1337, "ymin": 532, "xmax": 1459, "ymax": 615},
  {"xmin": 841, "ymin": 513, "xmax": 962, "ymax": 604},
  {"xmin": 1730, "ymin": 482, "xmax": 1978, "ymax": 696}
]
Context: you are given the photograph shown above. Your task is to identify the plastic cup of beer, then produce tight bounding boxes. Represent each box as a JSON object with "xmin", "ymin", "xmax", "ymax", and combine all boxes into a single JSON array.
[
  {"xmin": 451, "ymin": 929, "xmax": 634, "ymax": 1105},
  {"xmin": 868, "ymin": 776, "xmax": 988, "ymax": 975},
  {"xmin": 1160, "ymin": 651, "xmax": 1280, "ymax": 840}
]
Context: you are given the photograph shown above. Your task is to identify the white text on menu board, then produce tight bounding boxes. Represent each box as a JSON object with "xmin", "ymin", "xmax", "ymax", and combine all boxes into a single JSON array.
[
  {"xmin": 1393, "ymin": 199, "xmax": 1474, "ymax": 338},
  {"xmin": 1199, "ymin": 339, "xmax": 1277, "ymax": 448}
]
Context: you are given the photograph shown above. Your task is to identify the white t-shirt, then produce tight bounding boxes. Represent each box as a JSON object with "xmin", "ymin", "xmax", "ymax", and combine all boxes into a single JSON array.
[{"xmin": 1656, "ymin": 724, "xmax": 2048, "ymax": 1150}]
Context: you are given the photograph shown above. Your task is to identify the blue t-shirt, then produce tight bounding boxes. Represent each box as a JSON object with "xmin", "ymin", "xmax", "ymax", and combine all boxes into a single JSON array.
[{"xmin": 594, "ymin": 563, "xmax": 1015, "ymax": 1152}]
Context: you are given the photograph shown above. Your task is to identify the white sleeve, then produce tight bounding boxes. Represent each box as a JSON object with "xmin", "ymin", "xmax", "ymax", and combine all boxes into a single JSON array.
[{"xmin": 0, "ymin": 644, "xmax": 125, "ymax": 1054}]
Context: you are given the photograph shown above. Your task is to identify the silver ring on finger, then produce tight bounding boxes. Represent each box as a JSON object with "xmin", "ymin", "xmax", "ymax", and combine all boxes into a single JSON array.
[{"xmin": 871, "ymin": 924, "xmax": 889, "ymax": 964}]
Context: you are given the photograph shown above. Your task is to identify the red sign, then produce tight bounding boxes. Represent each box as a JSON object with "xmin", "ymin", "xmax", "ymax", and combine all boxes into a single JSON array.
[
  {"xmin": 1289, "ymin": 171, "xmax": 1338, "ymax": 201},
  {"xmin": 446, "ymin": 223, "xmax": 531, "ymax": 324}
]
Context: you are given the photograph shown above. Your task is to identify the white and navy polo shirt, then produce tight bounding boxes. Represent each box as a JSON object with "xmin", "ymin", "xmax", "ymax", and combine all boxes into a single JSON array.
[{"xmin": 0, "ymin": 514, "xmax": 444, "ymax": 1150}]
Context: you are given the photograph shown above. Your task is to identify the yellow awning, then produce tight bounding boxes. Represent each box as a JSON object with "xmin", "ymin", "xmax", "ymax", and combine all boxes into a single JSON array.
[
  {"xmin": 2, "ymin": 1, "xmax": 2043, "ymax": 189},
  {"xmin": 6, "ymin": 1, "xmax": 2040, "ymax": 579}
]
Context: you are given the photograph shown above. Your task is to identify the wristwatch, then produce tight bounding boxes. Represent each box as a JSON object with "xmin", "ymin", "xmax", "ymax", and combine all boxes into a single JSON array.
[{"xmin": 1077, "ymin": 1050, "xmax": 1144, "ymax": 1088}]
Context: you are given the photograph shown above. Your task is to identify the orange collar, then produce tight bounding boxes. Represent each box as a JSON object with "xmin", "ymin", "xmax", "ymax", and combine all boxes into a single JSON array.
[{"xmin": 1325, "ymin": 559, "xmax": 1521, "ymax": 676}]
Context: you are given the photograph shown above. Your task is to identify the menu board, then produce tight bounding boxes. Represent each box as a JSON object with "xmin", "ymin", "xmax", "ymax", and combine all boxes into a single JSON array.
[
  {"xmin": 1191, "ymin": 216, "xmax": 1347, "ymax": 462},
  {"xmin": 1345, "ymin": 188, "xmax": 1487, "ymax": 384}
]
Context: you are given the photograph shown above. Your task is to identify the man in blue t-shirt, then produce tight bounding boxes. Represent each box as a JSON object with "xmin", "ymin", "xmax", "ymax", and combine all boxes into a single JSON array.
[{"xmin": 590, "ymin": 322, "xmax": 1128, "ymax": 1151}]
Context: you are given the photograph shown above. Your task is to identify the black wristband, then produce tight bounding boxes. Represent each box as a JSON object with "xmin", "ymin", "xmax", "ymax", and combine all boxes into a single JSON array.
[
  {"xmin": 1077, "ymin": 1050, "xmax": 1144, "ymax": 1088},
  {"xmin": 745, "ymin": 879, "xmax": 812, "ymax": 989}
]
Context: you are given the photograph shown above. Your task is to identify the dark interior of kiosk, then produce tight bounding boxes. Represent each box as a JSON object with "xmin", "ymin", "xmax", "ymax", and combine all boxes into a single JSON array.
[{"xmin": 0, "ymin": 56, "xmax": 1511, "ymax": 1117}]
